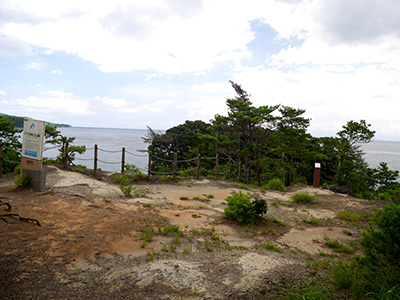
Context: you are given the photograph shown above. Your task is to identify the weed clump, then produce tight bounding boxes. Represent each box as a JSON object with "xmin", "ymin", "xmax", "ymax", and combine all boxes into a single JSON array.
[{"xmin": 291, "ymin": 192, "xmax": 315, "ymax": 203}]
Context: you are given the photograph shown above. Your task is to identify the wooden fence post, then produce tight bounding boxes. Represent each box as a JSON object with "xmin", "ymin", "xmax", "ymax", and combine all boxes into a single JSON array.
[
  {"xmin": 148, "ymin": 151, "xmax": 152, "ymax": 181},
  {"xmin": 0, "ymin": 141, "xmax": 2, "ymax": 177},
  {"xmin": 215, "ymin": 154, "xmax": 219, "ymax": 178},
  {"xmin": 94, "ymin": 144, "xmax": 98, "ymax": 176},
  {"xmin": 121, "ymin": 147, "xmax": 125, "ymax": 174},
  {"xmin": 64, "ymin": 141, "xmax": 69, "ymax": 169},
  {"xmin": 196, "ymin": 154, "xmax": 201, "ymax": 179}
]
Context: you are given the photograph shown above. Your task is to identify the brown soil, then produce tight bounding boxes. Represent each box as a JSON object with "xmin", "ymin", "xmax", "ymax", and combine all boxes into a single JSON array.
[{"xmin": 0, "ymin": 165, "xmax": 387, "ymax": 299}]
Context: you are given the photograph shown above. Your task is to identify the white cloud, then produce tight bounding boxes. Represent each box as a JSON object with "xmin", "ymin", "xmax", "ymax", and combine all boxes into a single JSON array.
[
  {"xmin": 0, "ymin": 91, "xmax": 6, "ymax": 96},
  {"xmin": 10, "ymin": 91, "xmax": 93, "ymax": 115},
  {"xmin": 51, "ymin": 69, "xmax": 63, "ymax": 74},
  {"xmin": 0, "ymin": 36, "xmax": 32, "ymax": 56},
  {"xmin": 25, "ymin": 62, "xmax": 43, "ymax": 70}
]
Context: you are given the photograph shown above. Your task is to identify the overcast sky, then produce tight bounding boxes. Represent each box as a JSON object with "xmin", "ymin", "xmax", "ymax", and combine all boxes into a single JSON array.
[{"xmin": 1, "ymin": 0, "xmax": 400, "ymax": 140}]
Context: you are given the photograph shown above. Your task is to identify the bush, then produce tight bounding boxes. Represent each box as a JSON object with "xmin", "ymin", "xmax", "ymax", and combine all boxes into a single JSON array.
[
  {"xmin": 252, "ymin": 194, "xmax": 268, "ymax": 216},
  {"xmin": 266, "ymin": 179, "xmax": 285, "ymax": 191},
  {"xmin": 291, "ymin": 192, "xmax": 315, "ymax": 203},
  {"xmin": 124, "ymin": 163, "xmax": 147, "ymax": 180},
  {"xmin": 224, "ymin": 191, "xmax": 256, "ymax": 224},
  {"xmin": 14, "ymin": 172, "xmax": 31, "ymax": 187},
  {"xmin": 117, "ymin": 174, "xmax": 132, "ymax": 197},
  {"xmin": 359, "ymin": 203, "xmax": 400, "ymax": 269}
]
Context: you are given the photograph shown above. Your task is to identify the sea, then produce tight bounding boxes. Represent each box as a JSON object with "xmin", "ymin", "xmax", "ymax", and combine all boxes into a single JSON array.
[{"xmin": 43, "ymin": 127, "xmax": 400, "ymax": 174}]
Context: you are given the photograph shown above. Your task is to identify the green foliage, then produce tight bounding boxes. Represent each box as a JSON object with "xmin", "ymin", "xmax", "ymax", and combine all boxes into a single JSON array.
[
  {"xmin": 224, "ymin": 191, "xmax": 256, "ymax": 224},
  {"xmin": 338, "ymin": 210, "xmax": 366, "ymax": 225},
  {"xmin": 272, "ymin": 217, "xmax": 287, "ymax": 227},
  {"xmin": 273, "ymin": 279, "xmax": 334, "ymax": 300},
  {"xmin": 45, "ymin": 125, "xmax": 86, "ymax": 166},
  {"xmin": 117, "ymin": 174, "xmax": 132, "ymax": 197},
  {"xmin": 124, "ymin": 163, "xmax": 147, "ymax": 180},
  {"xmin": 263, "ymin": 242, "xmax": 282, "ymax": 253},
  {"xmin": 140, "ymin": 225, "xmax": 154, "ymax": 248},
  {"xmin": 331, "ymin": 260, "xmax": 355, "ymax": 290},
  {"xmin": 14, "ymin": 171, "xmax": 31, "ymax": 187},
  {"xmin": 0, "ymin": 116, "xmax": 21, "ymax": 173},
  {"xmin": 360, "ymin": 203, "xmax": 400, "ymax": 269},
  {"xmin": 266, "ymin": 179, "xmax": 285, "ymax": 191},
  {"xmin": 252, "ymin": 193, "xmax": 268, "ymax": 216},
  {"xmin": 291, "ymin": 192, "xmax": 315, "ymax": 203}
]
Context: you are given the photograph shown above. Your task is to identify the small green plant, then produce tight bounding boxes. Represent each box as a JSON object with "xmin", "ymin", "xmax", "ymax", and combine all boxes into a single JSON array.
[
  {"xmin": 224, "ymin": 191, "xmax": 256, "ymax": 224},
  {"xmin": 263, "ymin": 242, "xmax": 282, "ymax": 253},
  {"xmin": 142, "ymin": 203, "xmax": 152, "ymax": 208},
  {"xmin": 124, "ymin": 163, "xmax": 147, "ymax": 180},
  {"xmin": 266, "ymin": 179, "xmax": 285, "ymax": 191},
  {"xmin": 133, "ymin": 186, "xmax": 149, "ymax": 198},
  {"xmin": 291, "ymin": 192, "xmax": 315, "ymax": 203},
  {"xmin": 183, "ymin": 246, "xmax": 192, "ymax": 255},
  {"xmin": 331, "ymin": 259, "xmax": 355, "ymax": 290},
  {"xmin": 338, "ymin": 210, "xmax": 366, "ymax": 225},
  {"xmin": 14, "ymin": 171, "xmax": 31, "ymax": 187},
  {"xmin": 140, "ymin": 225, "xmax": 154, "ymax": 248},
  {"xmin": 303, "ymin": 218, "xmax": 320, "ymax": 226},
  {"xmin": 179, "ymin": 196, "xmax": 188, "ymax": 200},
  {"xmin": 117, "ymin": 174, "xmax": 132, "ymax": 197},
  {"xmin": 324, "ymin": 238, "xmax": 353, "ymax": 254},
  {"xmin": 252, "ymin": 193, "xmax": 268, "ymax": 217},
  {"xmin": 162, "ymin": 225, "xmax": 183, "ymax": 236},
  {"xmin": 272, "ymin": 217, "xmax": 287, "ymax": 227}
]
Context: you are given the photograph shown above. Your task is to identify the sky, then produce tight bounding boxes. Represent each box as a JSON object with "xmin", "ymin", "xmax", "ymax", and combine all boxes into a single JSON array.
[{"xmin": 1, "ymin": 0, "xmax": 400, "ymax": 141}]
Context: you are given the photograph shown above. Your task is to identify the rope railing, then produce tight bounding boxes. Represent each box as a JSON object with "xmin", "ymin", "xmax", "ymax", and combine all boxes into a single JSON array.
[{"xmin": 0, "ymin": 141, "xmax": 240, "ymax": 182}]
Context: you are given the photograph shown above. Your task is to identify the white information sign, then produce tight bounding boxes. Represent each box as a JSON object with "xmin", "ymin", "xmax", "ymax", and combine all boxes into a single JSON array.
[
  {"xmin": 22, "ymin": 118, "xmax": 45, "ymax": 160},
  {"xmin": 315, "ymin": 163, "xmax": 321, "ymax": 168}
]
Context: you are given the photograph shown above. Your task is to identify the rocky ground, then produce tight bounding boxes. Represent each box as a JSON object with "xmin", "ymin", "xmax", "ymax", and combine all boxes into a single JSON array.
[{"xmin": 0, "ymin": 165, "xmax": 387, "ymax": 299}]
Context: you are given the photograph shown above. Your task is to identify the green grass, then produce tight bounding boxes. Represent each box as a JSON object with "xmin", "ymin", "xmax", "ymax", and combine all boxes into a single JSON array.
[
  {"xmin": 291, "ymin": 192, "xmax": 316, "ymax": 203},
  {"xmin": 324, "ymin": 238, "xmax": 354, "ymax": 254},
  {"xmin": 272, "ymin": 217, "xmax": 287, "ymax": 227},
  {"xmin": 303, "ymin": 218, "xmax": 321, "ymax": 226},
  {"xmin": 338, "ymin": 210, "xmax": 366, "ymax": 225},
  {"xmin": 263, "ymin": 242, "xmax": 283, "ymax": 253}
]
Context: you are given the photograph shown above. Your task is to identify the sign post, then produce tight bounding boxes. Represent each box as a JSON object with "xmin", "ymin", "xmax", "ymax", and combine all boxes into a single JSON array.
[
  {"xmin": 313, "ymin": 163, "xmax": 321, "ymax": 188},
  {"xmin": 21, "ymin": 118, "xmax": 46, "ymax": 192}
]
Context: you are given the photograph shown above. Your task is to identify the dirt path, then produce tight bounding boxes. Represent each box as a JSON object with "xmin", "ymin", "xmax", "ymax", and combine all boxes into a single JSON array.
[{"xmin": 0, "ymin": 166, "xmax": 386, "ymax": 299}]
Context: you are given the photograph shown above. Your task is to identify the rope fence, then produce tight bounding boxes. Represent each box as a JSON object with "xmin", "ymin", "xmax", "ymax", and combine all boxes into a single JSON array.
[{"xmin": 0, "ymin": 141, "xmax": 241, "ymax": 182}]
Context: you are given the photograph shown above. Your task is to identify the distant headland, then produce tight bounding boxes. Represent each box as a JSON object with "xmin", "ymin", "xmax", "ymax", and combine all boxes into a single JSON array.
[{"xmin": 0, "ymin": 113, "xmax": 72, "ymax": 128}]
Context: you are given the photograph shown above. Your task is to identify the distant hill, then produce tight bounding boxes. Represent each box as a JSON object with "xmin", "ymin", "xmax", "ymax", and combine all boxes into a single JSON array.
[{"xmin": 0, "ymin": 113, "xmax": 72, "ymax": 128}]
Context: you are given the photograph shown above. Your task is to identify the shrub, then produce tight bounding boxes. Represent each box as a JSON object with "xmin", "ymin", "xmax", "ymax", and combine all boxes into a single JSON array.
[
  {"xmin": 124, "ymin": 163, "xmax": 147, "ymax": 180},
  {"xmin": 224, "ymin": 191, "xmax": 256, "ymax": 224},
  {"xmin": 117, "ymin": 174, "xmax": 132, "ymax": 197},
  {"xmin": 359, "ymin": 203, "xmax": 400, "ymax": 269},
  {"xmin": 266, "ymin": 179, "xmax": 285, "ymax": 191},
  {"xmin": 14, "ymin": 172, "xmax": 31, "ymax": 187},
  {"xmin": 291, "ymin": 192, "xmax": 315, "ymax": 203},
  {"xmin": 252, "ymin": 194, "xmax": 268, "ymax": 216}
]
